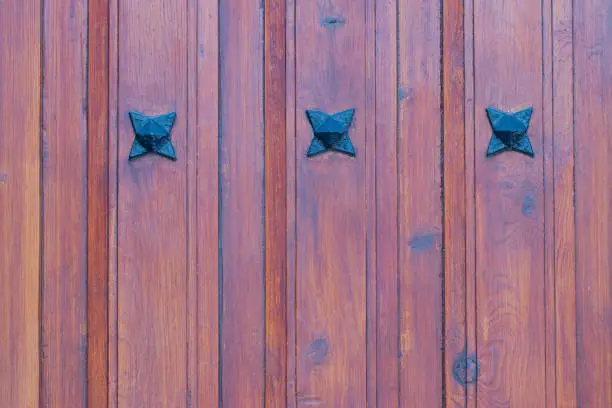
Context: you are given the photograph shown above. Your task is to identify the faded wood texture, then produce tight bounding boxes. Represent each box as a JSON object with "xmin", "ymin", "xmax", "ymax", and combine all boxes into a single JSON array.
[
  {"xmin": 294, "ymin": 0, "xmax": 368, "ymax": 406},
  {"xmin": 42, "ymin": 0, "xmax": 89, "ymax": 406},
  {"xmin": 574, "ymin": 0, "xmax": 612, "ymax": 406},
  {"xmin": 0, "ymin": 1, "xmax": 41, "ymax": 407},
  {"xmin": 3, "ymin": 0, "xmax": 612, "ymax": 407}
]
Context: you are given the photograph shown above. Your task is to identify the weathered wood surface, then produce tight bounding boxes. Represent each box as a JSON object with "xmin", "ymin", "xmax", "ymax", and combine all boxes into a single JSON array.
[
  {"xmin": 0, "ymin": 0, "xmax": 611, "ymax": 406},
  {"xmin": 42, "ymin": 0, "xmax": 89, "ymax": 406},
  {"xmin": 0, "ymin": 1, "xmax": 41, "ymax": 407}
]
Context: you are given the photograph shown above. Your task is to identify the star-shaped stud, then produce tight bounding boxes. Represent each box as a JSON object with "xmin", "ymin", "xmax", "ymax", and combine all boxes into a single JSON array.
[
  {"xmin": 486, "ymin": 107, "xmax": 535, "ymax": 158},
  {"xmin": 128, "ymin": 111, "xmax": 178, "ymax": 161},
  {"xmin": 306, "ymin": 108, "xmax": 356, "ymax": 157}
]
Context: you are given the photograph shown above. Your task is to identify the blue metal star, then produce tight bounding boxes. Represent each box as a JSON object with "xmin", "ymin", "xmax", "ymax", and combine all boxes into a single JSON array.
[
  {"xmin": 128, "ymin": 111, "xmax": 177, "ymax": 161},
  {"xmin": 486, "ymin": 107, "xmax": 535, "ymax": 158},
  {"xmin": 306, "ymin": 109, "xmax": 356, "ymax": 157}
]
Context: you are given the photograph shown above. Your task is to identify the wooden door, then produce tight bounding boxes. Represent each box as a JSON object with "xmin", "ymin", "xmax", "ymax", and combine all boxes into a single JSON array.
[{"xmin": 1, "ymin": 0, "xmax": 611, "ymax": 407}]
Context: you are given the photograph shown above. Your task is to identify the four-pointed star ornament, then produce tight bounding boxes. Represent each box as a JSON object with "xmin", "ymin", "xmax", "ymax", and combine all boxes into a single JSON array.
[
  {"xmin": 486, "ymin": 107, "xmax": 535, "ymax": 158},
  {"xmin": 128, "ymin": 111, "xmax": 178, "ymax": 161},
  {"xmin": 306, "ymin": 108, "xmax": 356, "ymax": 157}
]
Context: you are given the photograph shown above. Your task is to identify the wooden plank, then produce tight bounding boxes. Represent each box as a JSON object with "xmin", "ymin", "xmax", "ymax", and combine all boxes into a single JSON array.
[
  {"xmin": 463, "ymin": 0, "xmax": 477, "ymax": 405},
  {"xmin": 473, "ymin": 0, "xmax": 546, "ymax": 406},
  {"xmin": 87, "ymin": 0, "xmax": 110, "ymax": 405},
  {"xmin": 397, "ymin": 0, "xmax": 443, "ymax": 405},
  {"xmin": 375, "ymin": 0, "xmax": 399, "ymax": 405},
  {"xmin": 574, "ymin": 0, "xmax": 612, "ymax": 406},
  {"xmin": 41, "ymin": 0, "xmax": 89, "ymax": 405},
  {"xmin": 364, "ymin": 0, "xmax": 376, "ymax": 405},
  {"xmin": 107, "ymin": 0, "xmax": 119, "ymax": 403},
  {"xmin": 542, "ymin": 0, "xmax": 556, "ymax": 405},
  {"xmin": 265, "ymin": 0, "xmax": 288, "ymax": 406},
  {"xmin": 0, "ymin": 1, "xmax": 41, "ymax": 406},
  {"xmin": 552, "ymin": 0, "xmax": 577, "ymax": 405},
  {"xmin": 116, "ymin": 0, "xmax": 188, "ymax": 405},
  {"xmin": 195, "ymin": 0, "xmax": 220, "ymax": 406},
  {"xmin": 285, "ymin": 0, "xmax": 297, "ymax": 405},
  {"xmin": 219, "ymin": 0, "xmax": 265, "ymax": 406},
  {"xmin": 294, "ymin": 0, "xmax": 367, "ymax": 405},
  {"xmin": 443, "ymin": 0, "xmax": 467, "ymax": 406}
]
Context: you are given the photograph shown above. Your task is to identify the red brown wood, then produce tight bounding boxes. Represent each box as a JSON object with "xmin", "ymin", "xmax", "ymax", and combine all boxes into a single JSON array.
[
  {"xmin": 574, "ymin": 1, "xmax": 612, "ymax": 406},
  {"xmin": 219, "ymin": 0, "xmax": 265, "ymax": 406},
  {"xmin": 294, "ymin": 0, "xmax": 368, "ymax": 405},
  {"xmin": 87, "ymin": 0, "xmax": 110, "ymax": 405},
  {"xmin": 116, "ymin": 0, "xmax": 188, "ymax": 405},
  {"xmin": 0, "ymin": 2, "xmax": 41, "ymax": 407},
  {"xmin": 195, "ymin": 0, "xmax": 220, "ymax": 406},
  {"xmin": 265, "ymin": 0, "xmax": 288, "ymax": 406},
  {"xmin": 2, "ymin": 1, "xmax": 612, "ymax": 406},
  {"xmin": 397, "ymin": 0, "xmax": 443, "ymax": 405},
  {"xmin": 462, "ymin": 0, "xmax": 478, "ymax": 406},
  {"xmin": 552, "ymin": 0, "xmax": 578, "ymax": 405},
  {"xmin": 443, "ymin": 0, "xmax": 468, "ymax": 406},
  {"xmin": 375, "ymin": 0, "xmax": 399, "ymax": 406},
  {"xmin": 42, "ymin": 0, "xmax": 89, "ymax": 406},
  {"xmin": 473, "ymin": 1, "xmax": 546, "ymax": 406}
]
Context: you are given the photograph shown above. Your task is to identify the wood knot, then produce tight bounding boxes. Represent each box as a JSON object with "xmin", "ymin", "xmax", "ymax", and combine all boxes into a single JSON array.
[
  {"xmin": 321, "ymin": 15, "xmax": 346, "ymax": 30},
  {"xmin": 452, "ymin": 351, "xmax": 480, "ymax": 387},
  {"xmin": 306, "ymin": 337, "xmax": 329, "ymax": 365},
  {"xmin": 521, "ymin": 194, "xmax": 536, "ymax": 218}
]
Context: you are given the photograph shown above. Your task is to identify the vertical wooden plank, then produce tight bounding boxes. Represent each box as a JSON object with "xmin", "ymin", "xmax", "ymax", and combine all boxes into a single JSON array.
[
  {"xmin": 463, "ymin": 0, "xmax": 477, "ymax": 405},
  {"xmin": 107, "ymin": 0, "xmax": 119, "ymax": 403},
  {"xmin": 42, "ymin": 0, "xmax": 88, "ymax": 405},
  {"xmin": 88, "ymin": 0, "xmax": 109, "ymax": 405},
  {"xmin": 552, "ymin": 0, "xmax": 577, "ymax": 405},
  {"xmin": 116, "ymin": 0, "xmax": 188, "ymax": 405},
  {"xmin": 285, "ymin": 0, "xmax": 297, "ymax": 405},
  {"xmin": 219, "ymin": 0, "xmax": 265, "ymax": 406},
  {"xmin": 196, "ymin": 0, "xmax": 220, "ymax": 405},
  {"xmin": 186, "ymin": 0, "xmax": 198, "ymax": 404},
  {"xmin": 574, "ymin": 0, "xmax": 612, "ymax": 406},
  {"xmin": 364, "ymin": 0, "xmax": 376, "ymax": 405},
  {"xmin": 443, "ymin": 0, "xmax": 467, "ymax": 406},
  {"xmin": 473, "ymin": 0, "xmax": 546, "ymax": 406},
  {"xmin": 265, "ymin": 0, "xmax": 288, "ymax": 406},
  {"xmin": 0, "ymin": 1, "xmax": 41, "ymax": 406},
  {"xmin": 542, "ymin": 0, "xmax": 556, "ymax": 405},
  {"xmin": 294, "ymin": 0, "xmax": 367, "ymax": 405},
  {"xmin": 397, "ymin": 0, "xmax": 443, "ymax": 405},
  {"xmin": 364, "ymin": 0, "xmax": 379, "ymax": 408},
  {"xmin": 375, "ymin": 0, "xmax": 399, "ymax": 405}
]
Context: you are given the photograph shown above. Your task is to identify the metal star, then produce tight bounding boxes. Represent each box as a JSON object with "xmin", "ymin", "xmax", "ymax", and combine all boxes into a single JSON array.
[
  {"xmin": 486, "ymin": 107, "xmax": 535, "ymax": 158},
  {"xmin": 128, "ymin": 111, "xmax": 178, "ymax": 161},
  {"xmin": 306, "ymin": 109, "xmax": 356, "ymax": 157}
]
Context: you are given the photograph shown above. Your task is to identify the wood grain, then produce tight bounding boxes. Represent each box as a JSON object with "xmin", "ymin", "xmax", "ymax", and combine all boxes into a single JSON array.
[
  {"xmin": 463, "ymin": 0, "xmax": 477, "ymax": 405},
  {"xmin": 107, "ymin": 0, "xmax": 119, "ymax": 404},
  {"xmin": 375, "ymin": 0, "xmax": 399, "ymax": 405},
  {"xmin": 364, "ymin": 0, "xmax": 376, "ymax": 405},
  {"xmin": 265, "ymin": 0, "xmax": 288, "ymax": 406},
  {"xmin": 195, "ymin": 0, "xmax": 220, "ymax": 406},
  {"xmin": 443, "ymin": 0, "xmax": 468, "ymax": 406},
  {"xmin": 219, "ymin": 0, "xmax": 265, "ymax": 406},
  {"xmin": 87, "ymin": 0, "xmax": 110, "ymax": 405},
  {"xmin": 294, "ymin": 0, "xmax": 367, "ymax": 405},
  {"xmin": 552, "ymin": 0, "xmax": 577, "ymax": 405},
  {"xmin": 0, "ymin": 1, "xmax": 41, "ymax": 407},
  {"xmin": 117, "ymin": 0, "xmax": 188, "ymax": 406},
  {"xmin": 397, "ymin": 0, "xmax": 443, "ymax": 405},
  {"xmin": 42, "ymin": 0, "xmax": 89, "ymax": 405},
  {"xmin": 473, "ymin": 0, "xmax": 546, "ymax": 406},
  {"xmin": 285, "ymin": 0, "xmax": 297, "ymax": 405},
  {"xmin": 574, "ymin": 0, "xmax": 612, "ymax": 406},
  {"xmin": 542, "ymin": 0, "xmax": 556, "ymax": 405}
]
